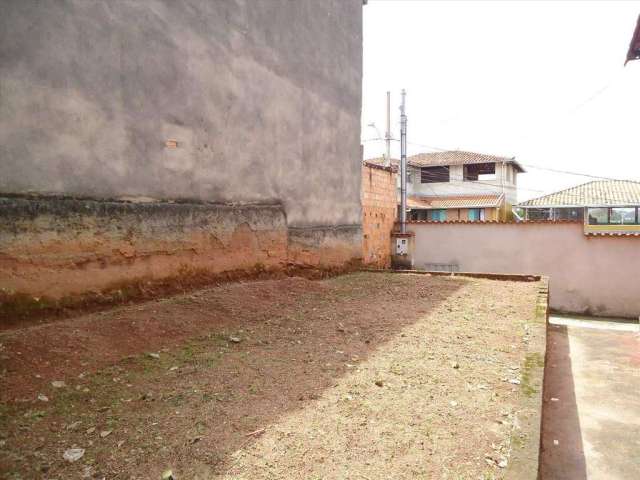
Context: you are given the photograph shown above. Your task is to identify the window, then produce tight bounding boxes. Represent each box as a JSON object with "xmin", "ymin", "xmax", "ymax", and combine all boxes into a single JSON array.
[
  {"xmin": 464, "ymin": 163, "xmax": 496, "ymax": 181},
  {"xmin": 555, "ymin": 208, "xmax": 583, "ymax": 221},
  {"xmin": 587, "ymin": 208, "xmax": 608, "ymax": 225},
  {"xmin": 410, "ymin": 209, "xmax": 429, "ymax": 221},
  {"xmin": 468, "ymin": 208, "xmax": 485, "ymax": 221},
  {"xmin": 588, "ymin": 207, "xmax": 638, "ymax": 225},
  {"xmin": 421, "ymin": 166, "xmax": 450, "ymax": 183},
  {"xmin": 526, "ymin": 208, "xmax": 552, "ymax": 220},
  {"xmin": 429, "ymin": 209, "xmax": 446, "ymax": 221},
  {"xmin": 609, "ymin": 207, "xmax": 637, "ymax": 225}
]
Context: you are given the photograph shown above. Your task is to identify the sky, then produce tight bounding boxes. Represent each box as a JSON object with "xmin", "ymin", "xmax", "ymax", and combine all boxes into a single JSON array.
[{"xmin": 362, "ymin": 0, "xmax": 640, "ymax": 202}]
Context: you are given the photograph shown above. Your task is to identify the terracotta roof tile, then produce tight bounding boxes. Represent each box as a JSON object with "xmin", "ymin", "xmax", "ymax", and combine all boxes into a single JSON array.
[
  {"xmin": 407, "ymin": 151, "xmax": 524, "ymax": 172},
  {"xmin": 365, "ymin": 151, "xmax": 524, "ymax": 172},
  {"xmin": 518, "ymin": 180, "xmax": 640, "ymax": 207},
  {"xmin": 407, "ymin": 194, "xmax": 503, "ymax": 209}
]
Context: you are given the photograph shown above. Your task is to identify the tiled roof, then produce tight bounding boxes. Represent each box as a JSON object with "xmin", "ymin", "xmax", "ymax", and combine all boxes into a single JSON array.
[
  {"xmin": 407, "ymin": 194, "xmax": 504, "ymax": 210},
  {"xmin": 365, "ymin": 151, "xmax": 524, "ymax": 172},
  {"xmin": 407, "ymin": 151, "xmax": 525, "ymax": 172},
  {"xmin": 518, "ymin": 180, "xmax": 640, "ymax": 207}
]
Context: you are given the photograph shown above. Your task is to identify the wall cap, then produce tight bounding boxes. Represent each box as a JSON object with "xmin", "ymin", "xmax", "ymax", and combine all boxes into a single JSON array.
[
  {"xmin": 405, "ymin": 219, "xmax": 583, "ymax": 225},
  {"xmin": 362, "ymin": 161, "xmax": 398, "ymax": 173}
]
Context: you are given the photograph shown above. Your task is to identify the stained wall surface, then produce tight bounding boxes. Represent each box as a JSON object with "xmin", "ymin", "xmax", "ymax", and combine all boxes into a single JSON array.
[
  {"xmin": 0, "ymin": 0, "xmax": 363, "ymax": 229},
  {"xmin": 0, "ymin": 1, "xmax": 364, "ymax": 298}
]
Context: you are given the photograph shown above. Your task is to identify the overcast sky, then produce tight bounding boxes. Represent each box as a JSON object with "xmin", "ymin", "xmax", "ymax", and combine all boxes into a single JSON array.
[{"xmin": 362, "ymin": 0, "xmax": 640, "ymax": 202}]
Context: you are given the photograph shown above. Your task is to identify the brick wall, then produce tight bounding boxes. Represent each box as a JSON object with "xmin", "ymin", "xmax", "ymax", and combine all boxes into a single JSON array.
[{"xmin": 362, "ymin": 162, "xmax": 398, "ymax": 268}]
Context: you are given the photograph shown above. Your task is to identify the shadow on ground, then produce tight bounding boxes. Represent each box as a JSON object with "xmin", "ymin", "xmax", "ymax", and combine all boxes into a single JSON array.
[
  {"xmin": 539, "ymin": 323, "xmax": 587, "ymax": 480},
  {"xmin": 0, "ymin": 272, "xmax": 470, "ymax": 478}
]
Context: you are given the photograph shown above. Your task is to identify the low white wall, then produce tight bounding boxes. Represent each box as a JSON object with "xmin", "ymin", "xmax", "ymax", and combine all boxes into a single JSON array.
[{"xmin": 408, "ymin": 222, "xmax": 640, "ymax": 318}]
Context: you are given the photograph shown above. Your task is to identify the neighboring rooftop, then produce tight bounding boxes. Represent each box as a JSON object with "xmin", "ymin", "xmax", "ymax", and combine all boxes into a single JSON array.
[
  {"xmin": 408, "ymin": 193, "xmax": 504, "ymax": 210},
  {"xmin": 518, "ymin": 180, "xmax": 640, "ymax": 207},
  {"xmin": 365, "ymin": 150, "xmax": 525, "ymax": 172},
  {"xmin": 408, "ymin": 151, "xmax": 525, "ymax": 172}
]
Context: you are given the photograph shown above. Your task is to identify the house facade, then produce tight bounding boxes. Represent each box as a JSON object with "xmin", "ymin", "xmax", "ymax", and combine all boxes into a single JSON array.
[
  {"xmin": 369, "ymin": 151, "xmax": 524, "ymax": 222},
  {"xmin": 517, "ymin": 180, "xmax": 640, "ymax": 236}
]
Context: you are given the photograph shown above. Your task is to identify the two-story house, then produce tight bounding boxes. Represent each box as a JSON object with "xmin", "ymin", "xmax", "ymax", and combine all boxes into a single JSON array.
[
  {"xmin": 406, "ymin": 151, "xmax": 524, "ymax": 221},
  {"xmin": 369, "ymin": 151, "xmax": 524, "ymax": 222}
]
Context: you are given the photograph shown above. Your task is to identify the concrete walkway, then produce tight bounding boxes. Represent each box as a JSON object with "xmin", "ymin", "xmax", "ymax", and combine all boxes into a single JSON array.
[{"xmin": 540, "ymin": 315, "xmax": 640, "ymax": 479}]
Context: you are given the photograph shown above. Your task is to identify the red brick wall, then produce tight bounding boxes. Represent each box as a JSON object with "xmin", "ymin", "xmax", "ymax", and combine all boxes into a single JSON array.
[{"xmin": 362, "ymin": 163, "xmax": 397, "ymax": 268}]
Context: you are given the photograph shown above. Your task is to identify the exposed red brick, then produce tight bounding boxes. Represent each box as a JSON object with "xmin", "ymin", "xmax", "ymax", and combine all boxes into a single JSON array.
[{"xmin": 361, "ymin": 163, "xmax": 397, "ymax": 268}]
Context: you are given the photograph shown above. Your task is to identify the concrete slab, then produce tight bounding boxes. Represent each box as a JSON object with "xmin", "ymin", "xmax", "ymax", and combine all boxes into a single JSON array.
[
  {"xmin": 550, "ymin": 315, "xmax": 640, "ymax": 333},
  {"xmin": 540, "ymin": 315, "xmax": 640, "ymax": 479}
]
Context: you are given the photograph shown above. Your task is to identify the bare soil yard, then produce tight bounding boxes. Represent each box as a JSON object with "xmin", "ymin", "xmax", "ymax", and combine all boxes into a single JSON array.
[{"xmin": 0, "ymin": 272, "xmax": 542, "ymax": 479}]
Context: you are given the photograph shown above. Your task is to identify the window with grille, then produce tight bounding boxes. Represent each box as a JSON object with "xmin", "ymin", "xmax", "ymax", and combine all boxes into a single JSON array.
[{"xmin": 421, "ymin": 166, "xmax": 450, "ymax": 183}]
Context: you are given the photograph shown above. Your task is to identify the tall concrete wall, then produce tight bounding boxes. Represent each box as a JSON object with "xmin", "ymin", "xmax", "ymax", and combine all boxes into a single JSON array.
[
  {"xmin": 408, "ymin": 222, "xmax": 640, "ymax": 318},
  {"xmin": 0, "ymin": 0, "xmax": 363, "ymax": 299}
]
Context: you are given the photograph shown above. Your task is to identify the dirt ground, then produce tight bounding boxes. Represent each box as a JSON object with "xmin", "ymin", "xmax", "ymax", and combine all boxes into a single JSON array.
[{"xmin": 0, "ymin": 272, "xmax": 542, "ymax": 479}]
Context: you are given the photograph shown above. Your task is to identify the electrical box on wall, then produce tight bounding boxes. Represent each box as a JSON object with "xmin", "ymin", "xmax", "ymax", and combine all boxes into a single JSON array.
[
  {"xmin": 391, "ymin": 231, "xmax": 414, "ymax": 269},
  {"xmin": 395, "ymin": 237, "xmax": 408, "ymax": 255}
]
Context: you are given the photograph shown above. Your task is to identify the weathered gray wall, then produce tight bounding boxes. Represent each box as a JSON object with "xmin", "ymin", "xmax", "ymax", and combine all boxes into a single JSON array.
[
  {"xmin": 408, "ymin": 222, "xmax": 640, "ymax": 318},
  {"xmin": 0, "ymin": 0, "xmax": 363, "ymax": 228},
  {"xmin": 0, "ymin": 1, "xmax": 363, "ymax": 300}
]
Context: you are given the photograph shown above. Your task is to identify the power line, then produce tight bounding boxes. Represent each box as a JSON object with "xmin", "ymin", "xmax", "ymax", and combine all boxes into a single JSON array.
[
  {"xmin": 413, "ymin": 174, "xmax": 619, "ymax": 205},
  {"xmin": 366, "ymin": 137, "xmax": 637, "ymax": 183},
  {"xmin": 518, "ymin": 164, "xmax": 639, "ymax": 183},
  {"xmin": 366, "ymin": 153, "xmax": 623, "ymax": 204},
  {"xmin": 402, "ymin": 140, "xmax": 639, "ymax": 183},
  {"xmin": 364, "ymin": 137, "xmax": 636, "ymax": 203}
]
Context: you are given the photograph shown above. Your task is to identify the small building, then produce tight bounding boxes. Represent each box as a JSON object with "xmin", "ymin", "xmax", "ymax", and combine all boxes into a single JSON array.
[
  {"xmin": 366, "ymin": 150, "xmax": 524, "ymax": 221},
  {"xmin": 517, "ymin": 180, "xmax": 640, "ymax": 235}
]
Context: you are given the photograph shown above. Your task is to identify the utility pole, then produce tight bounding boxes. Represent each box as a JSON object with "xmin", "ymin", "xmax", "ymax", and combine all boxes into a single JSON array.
[
  {"xmin": 385, "ymin": 91, "xmax": 391, "ymax": 167},
  {"xmin": 400, "ymin": 89, "xmax": 407, "ymax": 234}
]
